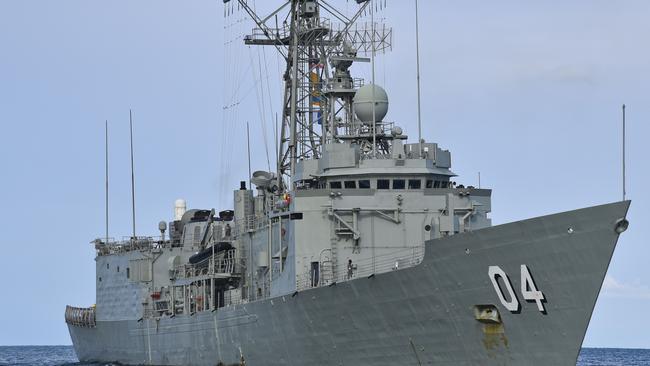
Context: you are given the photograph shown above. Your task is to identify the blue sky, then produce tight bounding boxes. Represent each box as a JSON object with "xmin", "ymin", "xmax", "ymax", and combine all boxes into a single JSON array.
[{"xmin": 0, "ymin": 0, "xmax": 648, "ymax": 347}]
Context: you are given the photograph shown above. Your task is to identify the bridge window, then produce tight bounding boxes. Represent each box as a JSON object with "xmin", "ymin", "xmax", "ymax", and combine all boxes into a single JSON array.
[
  {"xmin": 434, "ymin": 181, "xmax": 441, "ymax": 188},
  {"xmin": 330, "ymin": 181, "xmax": 342, "ymax": 189},
  {"xmin": 408, "ymin": 179, "xmax": 421, "ymax": 189},
  {"xmin": 377, "ymin": 179, "xmax": 390, "ymax": 190},
  {"xmin": 393, "ymin": 179, "xmax": 405, "ymax": 190},
  {"xmin": 359, "ymin": 180, "xmax": 371, "ymax": 189},
  {"xmin": 344, "ymin": 181, "xmax": 356, "ymax": 189},
  {"xmin": 426, "ymin": 180, "xmax": 433, "ymax": 188}
]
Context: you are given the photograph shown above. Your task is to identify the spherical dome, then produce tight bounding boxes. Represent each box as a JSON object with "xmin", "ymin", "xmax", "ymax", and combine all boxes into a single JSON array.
[{"xmin": 353, "ymin": 84, "xmax": 389, "ymax": 123}]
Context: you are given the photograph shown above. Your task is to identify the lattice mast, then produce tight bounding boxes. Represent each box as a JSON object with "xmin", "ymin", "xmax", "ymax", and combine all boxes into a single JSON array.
[{"xmin": 224, "ymin": 0, "xmax": 391, "ymax": 191}]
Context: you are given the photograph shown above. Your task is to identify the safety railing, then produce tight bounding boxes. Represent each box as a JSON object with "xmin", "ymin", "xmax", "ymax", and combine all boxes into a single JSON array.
[
  {"xmin": 245, "ymin": 25, "xmax": 291, "ymax": 43},
  {"xmin": 295, "ymin": 245, "xmax": 425, "ymax": 291},
  {"xmin": 65, "ymin": 305, "xmax": 96, "ymax": 328},
  {"xmin": 245, "ymin": 18, "xmax": 332, "ymax": 44},
  {"xmin": 174, "ymin": 249, "xmax": 243, "ymax": 279},
  {"xmin": 140, "ymin": 246, "xmax": 424, "ymax": 315},
  {"xmin": 322, "ymin": 77, "xmax": 365, "ymax": 92},
  {"xmin": 93, "ymin": 236, "xmax": 160, "ymax": 256}
]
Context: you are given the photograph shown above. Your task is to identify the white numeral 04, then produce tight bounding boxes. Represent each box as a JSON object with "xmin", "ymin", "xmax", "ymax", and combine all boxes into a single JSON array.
[{"xmin": 489, "ymin": 265, "xmax": 545, "ymax": 313}]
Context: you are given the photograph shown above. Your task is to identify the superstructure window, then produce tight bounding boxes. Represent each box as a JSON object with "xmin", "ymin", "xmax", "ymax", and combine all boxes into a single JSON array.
[
  {"xmin": 358, "ymin": 180, "xmax": 371, "ymax": 189},
  {"xmin": 434, "ymin": 181, "xmax": 441, "ymax": 188},
  {"xmin": 408, "ymin": 179, "xmax": 422, "ymax": 189},
  {"xmin": 127, "ymin": 268, "xmax": 130, "ymax": 279},
  {"xmin": 393, "ymin": 179, "xmax": 405, "ymax": 190},
  {"xmin": 330, "ymin": 181, "xmax": 342, "ymax": 189},
  {"xmin": 426, "ymin": 180, "xmax": 434, "ymax": 189},
  {"xmin": 117, "ymin": 266, "xmax": 120, "ymax": 273},
  {"xmin": 377, "ymin": 179, "xmax": 390, "ymax": 190},
  {"xmin": 344, "ymin": 181, "xmax": 356, "ymax": 189}
]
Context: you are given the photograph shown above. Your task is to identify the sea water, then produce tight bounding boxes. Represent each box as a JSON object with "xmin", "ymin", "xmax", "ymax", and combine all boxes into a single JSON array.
[{"xmin": 1, "ymin": 346, "xmax": 650, "ymax": 366}]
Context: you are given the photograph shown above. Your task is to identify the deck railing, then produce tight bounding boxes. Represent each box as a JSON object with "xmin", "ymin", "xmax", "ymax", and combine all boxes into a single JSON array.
[
  {"xmin": 65, "ymin": 305, "xmax": 96, "ymax": 328},
  {"xmin": 137, "ymin": 246, "xmax": 425, "ymax": 318},
  {"xmin": 296, "ymin": 245, "xmax": 425, "ymax": 291},
  {"xmin": 173, "ymin": 249, "xmax": 243, "ymax": 279},
  {"xmin": 93, "ymin": 236, "xmax": 159, "ymax": 256}
]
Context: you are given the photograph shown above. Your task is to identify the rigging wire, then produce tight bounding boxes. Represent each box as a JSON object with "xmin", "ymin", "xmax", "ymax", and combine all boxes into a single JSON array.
[
  {"xmin": 220, "ymin": 5, "xmax": 250, "ymax": 203},
  {"xmin": 220, "ymin": 0, "xmax": 283, "ymax": 202},
  {"xmin": 255, "ymin": 0, "xmax": 274, "ymax": 172},
  {"xmin": 262, "ymin": 45, "xmax": 277, "ymax": 151},
  {"xmin": 250, "ymin": 46, "xmax": 272, "ymax": 171}
]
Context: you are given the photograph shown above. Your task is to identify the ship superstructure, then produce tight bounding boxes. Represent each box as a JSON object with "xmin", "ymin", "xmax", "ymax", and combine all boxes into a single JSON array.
[{"xmin": 65, "ymin": 2, "xmax": 630, "ymax": 365}]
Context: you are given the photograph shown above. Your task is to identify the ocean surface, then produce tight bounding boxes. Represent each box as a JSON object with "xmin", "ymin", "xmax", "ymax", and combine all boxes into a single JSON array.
[{"xmin": 1, "ymin": 346, "xmax": 650, "ymax": 366}]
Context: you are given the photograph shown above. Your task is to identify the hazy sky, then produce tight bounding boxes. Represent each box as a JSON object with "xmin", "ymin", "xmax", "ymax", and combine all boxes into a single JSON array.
[{"xmin": 0, "ymin": 0, "xmax": 648, "ymax": 347}]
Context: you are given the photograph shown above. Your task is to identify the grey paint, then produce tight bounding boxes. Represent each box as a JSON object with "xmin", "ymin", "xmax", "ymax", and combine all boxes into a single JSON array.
[{"xmin": 69, "ymin": 201, "xmax": 629, "ymax": 365}]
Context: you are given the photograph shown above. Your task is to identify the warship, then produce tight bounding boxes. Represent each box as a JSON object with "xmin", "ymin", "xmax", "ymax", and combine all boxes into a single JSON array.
[{"xmin": 65, "ymin": 1, "xmax": 631, "ymax": 365}]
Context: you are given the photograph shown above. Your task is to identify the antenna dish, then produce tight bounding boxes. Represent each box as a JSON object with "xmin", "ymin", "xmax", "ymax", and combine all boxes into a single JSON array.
[{"xmin": 353, "ymin": 84, "xmax": 389, "ymax": 123}]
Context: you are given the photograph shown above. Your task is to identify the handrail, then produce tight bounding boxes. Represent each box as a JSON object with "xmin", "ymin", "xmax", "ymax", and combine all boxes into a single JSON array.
[
  {"xmin": 173, "ymin": 249, "xmax": 244, "ymax": 279},
  {"xmin": 93, "ymin": 236, "xmax": 159, "ymax": 256},
  {"xmin": 65, "ymin": 305, "xmax": 96, "ymax": 328},
  {"xmin": 151, "ymin": 245, "xmax": 424, "ymax": 316},
  {"xmin": 296, "ymin": 245, "xmax": 424, "ymax": 291},
  {"xmin": 246, "ymin": 18, "xmax": 333, "ymax": 43}
]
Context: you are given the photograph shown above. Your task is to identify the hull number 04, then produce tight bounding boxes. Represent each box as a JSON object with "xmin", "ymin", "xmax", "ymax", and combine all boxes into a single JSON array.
[{"xmin": 489, "ymin": 265, "xmax": 545, "ymax": 313}]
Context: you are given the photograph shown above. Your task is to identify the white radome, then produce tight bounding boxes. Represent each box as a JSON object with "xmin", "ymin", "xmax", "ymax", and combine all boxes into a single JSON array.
[{"xmin": 353, "ymin": 84, "xmax": 389, "ymax": 123}]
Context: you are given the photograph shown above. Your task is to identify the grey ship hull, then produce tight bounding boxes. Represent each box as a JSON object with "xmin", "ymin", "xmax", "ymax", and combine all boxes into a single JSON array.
[{"xmin": 68, "ymin": 201, "xmax": 629, "ymax": 366}]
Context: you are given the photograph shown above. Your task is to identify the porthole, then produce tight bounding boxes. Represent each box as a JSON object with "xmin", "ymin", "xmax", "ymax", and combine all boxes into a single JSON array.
[{"xmin": 424, "ymin": 224, "xmax": 432, "ymax": 232}]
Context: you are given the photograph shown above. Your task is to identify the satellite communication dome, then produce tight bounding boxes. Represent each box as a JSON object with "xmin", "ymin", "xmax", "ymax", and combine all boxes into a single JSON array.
[{"xmin": 353, "ymin": 84, "xmax": 389, "ymax": 123}]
